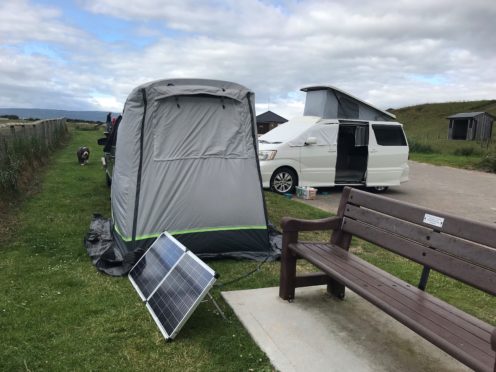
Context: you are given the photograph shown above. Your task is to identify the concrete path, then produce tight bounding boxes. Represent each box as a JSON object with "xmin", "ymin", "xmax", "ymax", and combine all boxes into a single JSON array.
[
  {"xmin": 222, "ymin": 286, "xmax": 470, "ymax": 372},
  {"xmin": 295, "ymin": 161, "xmax": 496, "ymax": 224}
]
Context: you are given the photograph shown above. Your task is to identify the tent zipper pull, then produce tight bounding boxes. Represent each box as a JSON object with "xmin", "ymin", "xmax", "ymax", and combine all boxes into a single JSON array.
[
  {"xmin": 175, "ymin": 96, "xmax": 180, "ymax": 108},
  {"xmin": 221, "ymin": 97, "xmax": 225, "ymax": 109}
]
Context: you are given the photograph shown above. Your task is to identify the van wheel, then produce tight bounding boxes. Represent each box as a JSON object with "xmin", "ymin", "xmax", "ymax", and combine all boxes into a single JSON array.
[
  {"xmin": 271, "ymin": 168, "xmax": 297, "ymax": 194},
  {"xmin": 370, "ymin": 186, "xmax": 388, "ymax": 193}
]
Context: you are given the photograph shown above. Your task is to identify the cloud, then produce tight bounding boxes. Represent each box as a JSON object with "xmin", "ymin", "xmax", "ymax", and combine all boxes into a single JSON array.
[
  {"xmin": 0, "ymin": 0, "xmax": 85, "ymax": 45},
  {"xmin": 0, "ymin": 0, "xmax": 495, "ymax": 118}
]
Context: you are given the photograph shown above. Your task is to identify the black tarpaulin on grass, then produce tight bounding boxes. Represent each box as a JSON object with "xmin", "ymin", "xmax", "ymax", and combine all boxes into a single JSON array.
[
  {"xmin": 84, "ymin": 214, "xmax": 144, "ymax": 276},
  {"xmin": 84, "ymin": 214, "xmax": 281, "ymax": 276}
]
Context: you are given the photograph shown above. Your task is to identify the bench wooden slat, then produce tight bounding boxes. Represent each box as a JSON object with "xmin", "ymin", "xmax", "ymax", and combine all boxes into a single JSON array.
[
  {"xmin": 305, "ymin": 243, "xmax": 493, "ymax": 342},
  {"xmin": 348, "ymin": 188, "xmax": 496, "ymax": 249},
  {"xmin": 345, "ymin": 204, "xmax": 496, "ymax": 272},
  {"xmin": 291, "ymin": 242, "xmax": 494, "ymax": 371},
  {"xmin": 342, "ymin": 217, "xmax": 496, "ymax": 296}
]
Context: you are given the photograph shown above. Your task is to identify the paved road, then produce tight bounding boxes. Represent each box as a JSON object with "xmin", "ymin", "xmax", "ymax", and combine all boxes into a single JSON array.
[{"xmin": 295, "ymin": 161, "xmax": 496, "ymax": 225}]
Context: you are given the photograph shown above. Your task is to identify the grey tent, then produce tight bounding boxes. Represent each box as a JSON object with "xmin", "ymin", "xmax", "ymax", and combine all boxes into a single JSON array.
[{"xmin": 109, "ymin": 78, "xmax": 272, "ymax": 266}]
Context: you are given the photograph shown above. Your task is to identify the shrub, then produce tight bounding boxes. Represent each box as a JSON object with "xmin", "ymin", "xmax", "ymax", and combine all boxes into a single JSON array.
[
  {"xmin": 0, "ymin": 151, "xmax": 22, "ymax": 190},
  {"xmin": 478, "ymin": 153, "xmax": 496, "ymax": 173},
  {"xmin": 408, "ymin": 139, "xmax": 435, "ymax": 153},
  {"xmin": 453, "ymin": 147, "xmax": 482, "ymax": 157},
  {"xmin": 75, "ymin": 124, "xmax": 99, "ymax": 131}
]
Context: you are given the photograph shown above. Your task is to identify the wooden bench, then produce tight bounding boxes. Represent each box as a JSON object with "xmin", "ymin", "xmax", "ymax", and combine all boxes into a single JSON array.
[{"xmin": 279, "ymin": 187, "xmax": 496, "ymax": 372}]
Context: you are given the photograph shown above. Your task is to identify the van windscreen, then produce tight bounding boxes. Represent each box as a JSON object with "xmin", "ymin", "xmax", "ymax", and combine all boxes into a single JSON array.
[{"xmin": 372, "ymin": 125, "xmax": 407, "ymax": 146}]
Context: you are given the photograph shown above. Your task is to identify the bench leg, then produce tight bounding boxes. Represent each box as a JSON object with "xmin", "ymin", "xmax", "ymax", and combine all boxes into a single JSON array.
[
  {"xmin": 279, "ymin": 232, "xmax": 297, "ymax": 301},
  {"xmin": 327, "ymin": 278, "xmax": 345, "ymax": 300},
  {"xmin": 279, "ymin": 250, "xmax": 297, "ymax": 301},
  {"xmin": 491, "ymin": 328, "xmax": 496, "ymax": 372}
]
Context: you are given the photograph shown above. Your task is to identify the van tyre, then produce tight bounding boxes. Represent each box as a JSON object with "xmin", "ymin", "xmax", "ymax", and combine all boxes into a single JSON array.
[
  {"xmin": 271, "ymin": 168, "xmax": 297, "ymax": 194},
  {"xmin": 371, "ymin": 186, "xmax": 388, "ymax": 193}
]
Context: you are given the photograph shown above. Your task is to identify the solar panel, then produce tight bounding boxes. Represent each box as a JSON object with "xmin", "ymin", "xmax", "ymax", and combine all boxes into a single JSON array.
[{"xmin": 128, "ymin": 232, "xmax": 216, "ymax": 340}]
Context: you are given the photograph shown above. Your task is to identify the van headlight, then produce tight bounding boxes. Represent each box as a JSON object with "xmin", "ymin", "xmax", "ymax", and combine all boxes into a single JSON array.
[{"xmin": 259, "ymin": 150, "xmax": 277, "ymax": 161}]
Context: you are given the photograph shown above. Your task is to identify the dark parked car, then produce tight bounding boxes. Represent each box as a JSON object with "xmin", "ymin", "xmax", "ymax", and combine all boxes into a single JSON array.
[{"xmin": 98, "ymin": 125, "xmax": 119, "ymax": 187}]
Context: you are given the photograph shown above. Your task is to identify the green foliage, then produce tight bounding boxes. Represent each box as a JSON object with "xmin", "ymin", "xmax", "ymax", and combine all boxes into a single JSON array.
[
  {"xmin": 452, "ymin": 147, "xmax": 482, "ymax": 156},
  {"xmin": 0, "ymin": 124, "xmax": 68, "ymax": 194},
  {"xmin": 478, "ymin": 153, "xmax": 496, "ymax": 172},
  {"xmin": 74, "ymin": 123, "xmax": 100, "ymax": 131},
  {"xmin": 0, "ymin": 148, "xmax": 22, "ymax": 190},
  {"xmin": 407, "ymin": 139, "xmax": 435, "ymax": 154}
]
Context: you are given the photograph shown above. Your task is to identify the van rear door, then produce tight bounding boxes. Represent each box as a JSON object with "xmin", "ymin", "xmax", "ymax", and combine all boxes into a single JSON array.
[{"xmin": 366, "ymin": 124, "xmax": 409, "ymax": 186}]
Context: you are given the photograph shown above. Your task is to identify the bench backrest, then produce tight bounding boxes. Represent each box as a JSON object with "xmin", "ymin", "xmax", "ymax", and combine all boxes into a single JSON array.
[{"xmin": 339, "ymin": 187, "xmax": 496, "ymax": 296}]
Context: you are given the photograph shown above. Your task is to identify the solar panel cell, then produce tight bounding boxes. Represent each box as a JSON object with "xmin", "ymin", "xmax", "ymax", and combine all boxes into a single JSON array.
[{"xmin": 129, "ymin": 234, "xmax": 184, "ymax": 300}]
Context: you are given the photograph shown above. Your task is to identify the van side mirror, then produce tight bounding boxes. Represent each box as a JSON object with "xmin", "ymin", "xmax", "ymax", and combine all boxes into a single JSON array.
[{"xmin": 305, "ymin": 137, "xmax": 317, "ymax": 145}]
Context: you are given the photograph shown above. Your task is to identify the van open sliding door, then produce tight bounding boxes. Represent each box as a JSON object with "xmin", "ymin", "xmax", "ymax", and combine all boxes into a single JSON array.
[{"xmin": 335, "ymin": 123, "xmax": 369, "ymax": 184}]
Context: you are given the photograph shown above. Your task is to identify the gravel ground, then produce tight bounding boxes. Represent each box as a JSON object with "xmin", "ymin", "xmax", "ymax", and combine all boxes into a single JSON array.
[{"xmin": 293, "ymin": 161, "xmax": 496, "ymax": 225}]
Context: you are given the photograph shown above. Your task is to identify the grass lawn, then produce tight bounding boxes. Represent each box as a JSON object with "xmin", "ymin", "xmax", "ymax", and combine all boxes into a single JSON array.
[
  {"xmin": 1, "ymin": 126, "xmax": 494, "ymax": 371},
  {"xmin": 409, "ymin": 152, "xmax": 481, "ymax": 169}
]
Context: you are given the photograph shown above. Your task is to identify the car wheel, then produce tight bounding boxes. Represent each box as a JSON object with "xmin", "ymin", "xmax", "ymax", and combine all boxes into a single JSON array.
[
  {"xmin": 270, "ymin": 168, "xmax": 297, "ymax": 194},
  {"xmin": 370, "ymin": 186, "xmax": 388, "ymax": 193},
  {"xmin": 106, "ymin": 172, "xmax": 112, "ymax": 187}
]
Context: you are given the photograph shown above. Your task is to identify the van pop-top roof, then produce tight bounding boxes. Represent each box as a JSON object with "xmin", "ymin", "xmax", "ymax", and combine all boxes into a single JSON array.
[{"xmin": 301, "ymin": 85, "xmax": 396, "ymax": 121}]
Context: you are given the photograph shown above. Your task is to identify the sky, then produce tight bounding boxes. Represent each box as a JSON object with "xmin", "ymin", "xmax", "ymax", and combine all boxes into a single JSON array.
[{"xmin": 0, "ymin": 0, "xmax": 495, "ymax": 119}]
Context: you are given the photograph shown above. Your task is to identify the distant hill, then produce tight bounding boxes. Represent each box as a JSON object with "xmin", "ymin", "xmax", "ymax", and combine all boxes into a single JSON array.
[
  {"xmin": 391, "ymin": 100, "xmax": 496, "ymax": 140},
  {"xmin": 0, "ymin": 108, "xmax": 119, "ymax": 122}
]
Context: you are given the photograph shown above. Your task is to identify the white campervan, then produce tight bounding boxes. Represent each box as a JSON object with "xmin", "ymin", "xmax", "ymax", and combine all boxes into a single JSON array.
[{"xmin": 258, "ymin": 86, "xmax": 409, "ymax": 193}]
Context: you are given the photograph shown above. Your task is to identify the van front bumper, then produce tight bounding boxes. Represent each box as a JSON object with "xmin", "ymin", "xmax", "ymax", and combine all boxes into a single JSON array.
[{"xmin": 259, "ymin": 161, "xmax": 275, "ymax": 188}]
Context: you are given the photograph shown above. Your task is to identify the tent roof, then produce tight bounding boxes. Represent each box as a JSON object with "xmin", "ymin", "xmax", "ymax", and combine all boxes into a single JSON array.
[
  {"xmin": 129, "ymin": 78, "xmax": 252, "ymax": 102},
  {"xmin": 447, "ymin": 112, "xmax": 495, "ymax": 119},
  {"xmin": 301, "ymin": 85, "xmax": 396, "ymax": 120},
  {"xmin": 256, "ymin": 110, "xmax": 288, "ymax": 124}
]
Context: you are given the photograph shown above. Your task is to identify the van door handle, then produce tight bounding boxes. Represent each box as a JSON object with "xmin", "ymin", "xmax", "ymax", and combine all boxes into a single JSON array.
[
  {"xmin": 370, "ymin": 149, "xmax": 378, "ymax": 153},
  {"xmin": 328, "ymin": 150, "xmax": 337, "ymax": 153}
]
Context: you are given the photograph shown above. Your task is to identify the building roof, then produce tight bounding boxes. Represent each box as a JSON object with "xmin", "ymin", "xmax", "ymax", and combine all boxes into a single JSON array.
[
  {"xmin": 256, "ymin": 110, "xmax": 288, "ymax": 124},
  {"xmin": 301, "ymin": 85, "xmax": 396, "ymax": 120},
  {"xmin": 447, "ymin": 112, "xmax": 495, "ymax": 119}
]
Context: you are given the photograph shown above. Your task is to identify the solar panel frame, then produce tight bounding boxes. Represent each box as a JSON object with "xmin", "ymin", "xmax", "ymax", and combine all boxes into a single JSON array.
[
  {"xmin": 128, "ymin": 232, "xmax": 186, "ymax": 301},
  {"xmin": 128, "ymin": 232, "xmax": 217, "ymax": 340}
]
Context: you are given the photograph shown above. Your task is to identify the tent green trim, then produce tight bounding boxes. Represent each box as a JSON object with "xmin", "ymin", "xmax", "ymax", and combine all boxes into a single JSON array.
[{"xmin": 114, "ymin": 224, "xmax": 268, "ymax": 242}]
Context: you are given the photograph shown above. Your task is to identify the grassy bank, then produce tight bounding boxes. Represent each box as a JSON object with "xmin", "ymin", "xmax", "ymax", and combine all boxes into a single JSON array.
[
  {"xmin": 1, "ymin": 127, "xmax": 494, "ymax": 371},
  {"xmin": 393, "ymin": 100, "xmax": 496, "ymax": 171}
]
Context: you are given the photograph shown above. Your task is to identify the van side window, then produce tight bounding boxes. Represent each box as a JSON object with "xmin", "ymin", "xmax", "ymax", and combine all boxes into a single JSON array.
[{"xmin": 372, "ymin": 125, "xmax": 407, "ymax": 146}]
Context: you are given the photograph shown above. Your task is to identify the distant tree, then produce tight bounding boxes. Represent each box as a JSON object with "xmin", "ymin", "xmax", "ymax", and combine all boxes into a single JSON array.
[{"xmin": 0, "ymin": 115, "xmax": 19, "ymax": 120}]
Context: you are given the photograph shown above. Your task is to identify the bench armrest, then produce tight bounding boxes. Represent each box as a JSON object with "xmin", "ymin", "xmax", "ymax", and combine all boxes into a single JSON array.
[{"xmin": 281, "ymin": 216, "xmax": 342, "ymax": 233}]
